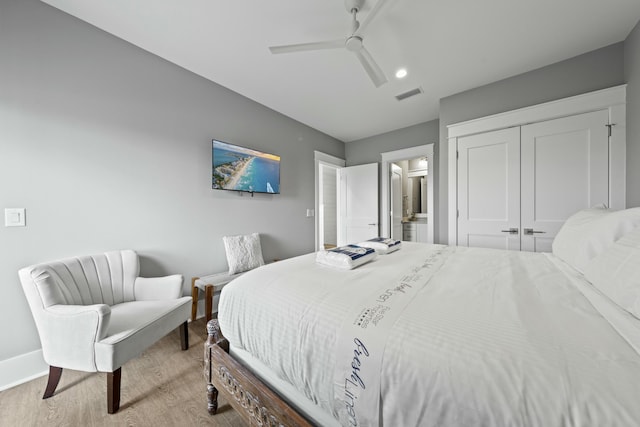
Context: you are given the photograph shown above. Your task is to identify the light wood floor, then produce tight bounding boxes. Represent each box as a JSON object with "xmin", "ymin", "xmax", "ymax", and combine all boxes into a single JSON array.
[{"xmin": 0, "ymin": 318, "xmax": 246, "ymax": 426}]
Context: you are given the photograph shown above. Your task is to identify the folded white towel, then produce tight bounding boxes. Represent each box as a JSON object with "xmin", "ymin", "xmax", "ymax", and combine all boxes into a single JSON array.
[
  {"xmin": 316, "ymin": 245, "xmax": 377, "ymax": 270},
  {"xmin": 357, "ymin": 237, "xmax": 402, "ymax": 254}
]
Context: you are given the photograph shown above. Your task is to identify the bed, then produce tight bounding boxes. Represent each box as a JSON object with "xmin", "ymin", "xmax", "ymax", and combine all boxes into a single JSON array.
[{"xmin": 204, "ymin": 206, "xmax": 640, "ymax": 427}]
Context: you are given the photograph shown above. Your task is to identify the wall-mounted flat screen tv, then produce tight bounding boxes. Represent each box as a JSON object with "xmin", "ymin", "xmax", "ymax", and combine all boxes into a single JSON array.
[{"xmin": 212, "ymin": 139, "xmax": 280, "ymax": 194}]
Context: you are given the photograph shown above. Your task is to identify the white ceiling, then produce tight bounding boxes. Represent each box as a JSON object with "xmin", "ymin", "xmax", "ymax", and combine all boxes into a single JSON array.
[{"xmin": 40, "ymin": 0, "xmax": 640, "ymax": 142}]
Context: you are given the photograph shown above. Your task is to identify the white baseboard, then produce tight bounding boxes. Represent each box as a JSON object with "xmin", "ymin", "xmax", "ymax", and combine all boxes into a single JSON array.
[{"xmin": 0, "ymin": 349, "xmax": 48, "ymax": 391}]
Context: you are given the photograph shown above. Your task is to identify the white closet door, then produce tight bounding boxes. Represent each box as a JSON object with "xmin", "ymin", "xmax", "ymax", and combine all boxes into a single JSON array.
[
  {"xmin": 457, "ymin": 127, "xmax": 521, "ymax": 250},
  {"xmin": 337, "ymin": 163, "xmax": 379, "ymax": 246},
  {"xmin": 521, "ymin": 110, "xmax": 609, "ymax": 252}
]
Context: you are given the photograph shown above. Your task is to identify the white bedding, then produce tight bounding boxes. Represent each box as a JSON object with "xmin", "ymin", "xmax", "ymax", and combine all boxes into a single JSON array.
[{"xmin": 218, "ymin": 242, "xmax": 640, "ymax": 427}]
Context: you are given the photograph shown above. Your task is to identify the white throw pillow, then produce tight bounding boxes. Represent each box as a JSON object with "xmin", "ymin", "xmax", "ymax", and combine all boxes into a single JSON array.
[
  {"xmin": 584, "ymin": 227, "xmax": 640, "ymax": 318},
  {"xmin": 223, "ymin": 233, "xmax": 265, "ymax": 275},
  {"xmin": 552, "ymin": 206, "xmax": 640, "ymax": 273}
]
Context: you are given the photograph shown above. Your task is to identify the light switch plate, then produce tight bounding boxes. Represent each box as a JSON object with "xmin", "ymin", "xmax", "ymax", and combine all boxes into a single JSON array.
[{"xmin": 5, "ymin": 208, "xmax": 26, "ymax": 227}]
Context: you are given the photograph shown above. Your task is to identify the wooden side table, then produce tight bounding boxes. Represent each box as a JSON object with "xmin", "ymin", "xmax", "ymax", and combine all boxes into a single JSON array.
[{"xmin": 191, "ymin": 272, "xmax": 245, "ymax": 321}]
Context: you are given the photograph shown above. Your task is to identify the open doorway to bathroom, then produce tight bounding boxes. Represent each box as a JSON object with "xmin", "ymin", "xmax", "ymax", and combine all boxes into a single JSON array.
[
  {"xmin": 381, "ymin": 144, "xmax": 434, "ymax": 243},
  {"xmin": 390, "ymin": 157, "xmax": 429, "ymax": 242}
]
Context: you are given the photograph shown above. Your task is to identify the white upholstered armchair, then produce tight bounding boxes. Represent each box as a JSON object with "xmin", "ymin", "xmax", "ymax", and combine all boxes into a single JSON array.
[{"xmin": 18, "ymin": 250, "xmax": 192, "ymax": 413}]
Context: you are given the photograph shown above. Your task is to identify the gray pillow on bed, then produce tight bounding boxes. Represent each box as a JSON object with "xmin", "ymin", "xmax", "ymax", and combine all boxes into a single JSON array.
[
  {"xmin": 552, "ymin": 206, "xmax": 640, "ymax": 273},
  {"xmin": 584, "ymin": 226, "xmax": 640, "ymax": 318}
]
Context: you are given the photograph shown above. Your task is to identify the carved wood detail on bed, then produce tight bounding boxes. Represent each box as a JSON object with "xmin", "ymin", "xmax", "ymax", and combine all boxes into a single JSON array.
[{"xmin": 205, "ymin": 319, "xmax": 312, "ymax": 427}]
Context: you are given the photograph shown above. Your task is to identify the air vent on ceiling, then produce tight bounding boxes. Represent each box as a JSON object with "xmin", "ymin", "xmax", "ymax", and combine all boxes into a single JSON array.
[{"xmin": 395, "ymin": 87, "xmax": 423, "ymax": 101}]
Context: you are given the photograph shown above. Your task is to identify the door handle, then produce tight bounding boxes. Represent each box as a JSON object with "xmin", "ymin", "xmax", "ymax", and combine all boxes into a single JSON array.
[
  {"xmin": 523, "ymin": 228, "xmax": 545, "ymax": 235},
  {"xmin": 368, "ymin": 223, "xmax": 377, "ymax": 226},
  {"xmin": 501, "ymin": 228, "xmax": 519, "ymax": 234}
]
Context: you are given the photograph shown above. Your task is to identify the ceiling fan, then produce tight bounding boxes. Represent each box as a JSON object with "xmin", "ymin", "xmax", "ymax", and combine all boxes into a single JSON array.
[{"xmin": 269, "ymin": 0, "xmax": 391, "ymax": 88}]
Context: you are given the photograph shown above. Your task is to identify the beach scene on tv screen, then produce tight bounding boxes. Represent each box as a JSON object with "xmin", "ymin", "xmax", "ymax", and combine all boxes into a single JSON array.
[{"xmin": 212, "ymin": 140, "xmax": 280, "ymax": 193}]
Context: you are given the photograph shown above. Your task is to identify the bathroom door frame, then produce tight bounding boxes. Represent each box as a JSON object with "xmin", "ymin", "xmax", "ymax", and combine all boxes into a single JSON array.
[{"xmin": 381, "ymin": 144, "xmax": 434, "ymax": 242}]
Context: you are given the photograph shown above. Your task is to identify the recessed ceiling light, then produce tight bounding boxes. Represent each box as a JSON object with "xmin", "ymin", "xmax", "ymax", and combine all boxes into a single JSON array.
[{"xmin": 395, "ymin": 68, "xmax": 408, "ymax": 79}]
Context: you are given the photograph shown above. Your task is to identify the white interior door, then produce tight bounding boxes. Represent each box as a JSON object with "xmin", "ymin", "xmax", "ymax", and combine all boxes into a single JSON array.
[
  {"xmin": 390, "ymin": 164, "xmax": 403, "ymax": 240},
  {"xmin": 457, "ymin": 127, "xmax": 521, "ymax": 250},
  {"xmin": 337, "ymin": 163, "xmax": 379, "ymax": 246},
  {"xmin": 521, "ymin": 110, "xmax": 609, "ymax": 252}
]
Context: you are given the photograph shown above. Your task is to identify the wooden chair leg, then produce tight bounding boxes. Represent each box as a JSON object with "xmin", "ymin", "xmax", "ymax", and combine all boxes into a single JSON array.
[
  {"xmin": 179, "ymin": 321, "xmax": 189, "ymax": 350},
  {"xmin": 107, "ymin": 368, "xmax": 121, "ymax": 414},
  {"xmin": 191, "ymin": 277, "xmax": 200, "ymax": 321},
  {"xmin": 205, "ymin": 285, "xmax": 213, "ymax": 322},
  {"xmin": 42, "ymin": 366, "xmax": 63, "ymax": 399}
]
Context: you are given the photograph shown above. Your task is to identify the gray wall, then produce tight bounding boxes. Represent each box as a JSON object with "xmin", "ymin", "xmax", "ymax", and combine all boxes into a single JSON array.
[
  {"xmin": 437, "ymin": 43, "xmax": 626, "ymax": 243},
  {"xmin": 0, "ymin": 0, "xmax": 343, "ymax": 364},
  {"xmin": 345, "ymin": 120, "xmax": 439, "ymax": 166},
  {"xmin": 625, "ymin": 20, "xmax": 640, "ymax": 207}
]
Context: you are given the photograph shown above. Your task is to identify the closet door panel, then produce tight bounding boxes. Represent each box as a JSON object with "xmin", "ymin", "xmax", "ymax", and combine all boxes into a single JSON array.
[
  {"xmin": 457, "ymin": 128, "xmax": 520, "ymax": 250},
  {"xmin": 521, "ymin": 110, "xmax": 609, "ymax": 252}
]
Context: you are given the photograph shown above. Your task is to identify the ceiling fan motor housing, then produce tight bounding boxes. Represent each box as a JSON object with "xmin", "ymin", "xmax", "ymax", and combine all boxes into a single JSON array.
[
  {"xmin": 345, "ymin": 36, "xmax": 364, "ymax": 52},
  {"xmin": 345, "ymin": 0, "xmax": 365, "ymax": 13}
]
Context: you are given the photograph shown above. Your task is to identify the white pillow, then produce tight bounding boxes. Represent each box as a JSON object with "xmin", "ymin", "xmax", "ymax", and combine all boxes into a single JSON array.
[
  {"xmin": 223, "ymin": 233, "xmax": 265, "ymax": 275},
  {"xmin": 552, "ymin": 206, "xmax": 640, "ymax": 273},
  {"xmin": 584, "ymin": 227, "xmax": 640, "ymax": 318}
]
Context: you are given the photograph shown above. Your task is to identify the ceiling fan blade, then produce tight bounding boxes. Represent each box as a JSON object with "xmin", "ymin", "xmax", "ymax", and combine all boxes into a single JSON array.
[
  {"xmin": 269, "ymin": 39, "xmax": 344, "ymax": 54},
  {"xmin": 354, "ymin": 0, "xmax": 392, "ymax": 37},
  {"xmin": 355, "ymin": 47, "xmax": 387, "ymax": 87}
]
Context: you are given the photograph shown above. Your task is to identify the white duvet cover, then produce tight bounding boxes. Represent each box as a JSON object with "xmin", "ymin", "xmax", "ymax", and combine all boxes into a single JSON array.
[{"xmin": 218, "ymin": 242, "xmax": 640, "ymax": 427}]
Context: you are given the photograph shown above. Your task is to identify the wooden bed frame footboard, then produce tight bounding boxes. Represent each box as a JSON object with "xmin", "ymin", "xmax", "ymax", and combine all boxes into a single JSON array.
[{"xmin": 205, "ymin": 319, "xmax": 313, "ymax": 427}]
